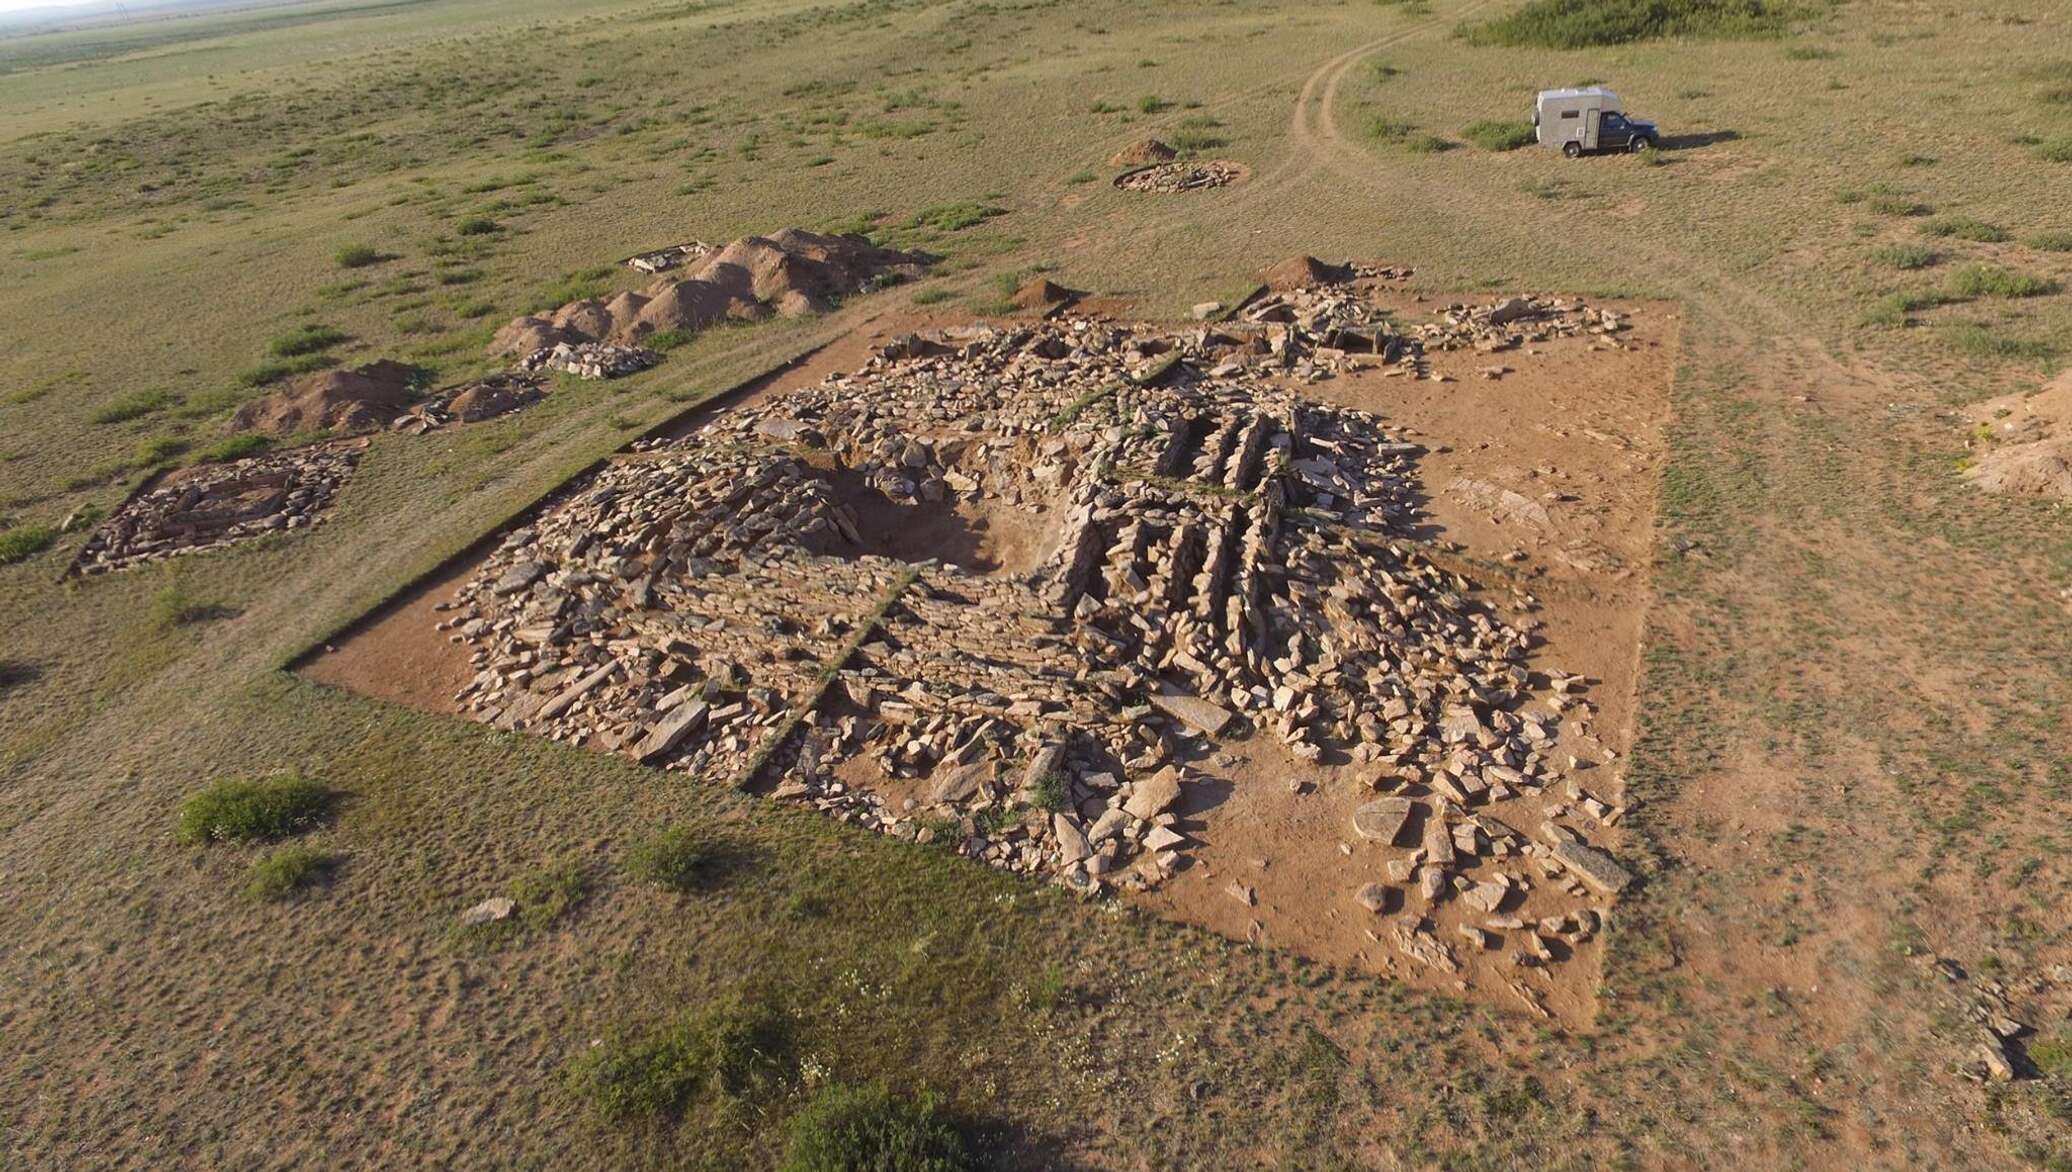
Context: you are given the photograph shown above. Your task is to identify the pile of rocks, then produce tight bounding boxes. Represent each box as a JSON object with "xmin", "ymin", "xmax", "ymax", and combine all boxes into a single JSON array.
[
  {"xmin": 72, "ymin": 443, "xmax": 361, "ymax": 576},
  {"xmin": 441, "ymin": 277, "xmax": 1635, "ymax": 987},
  {"xmin": 391, "ymin": 373, "xmax": 548, "ymax": 433},
  {"xmin": 1114, "ymin": 160, "xmax": 1246, "ymax": 192},
  {"xmin": 517, "ymin": 342, "xmax": 658, "ymax": 380},
  {"xmin": 623, "ymin": 240, "xmax": 716, "ymax": 274}
]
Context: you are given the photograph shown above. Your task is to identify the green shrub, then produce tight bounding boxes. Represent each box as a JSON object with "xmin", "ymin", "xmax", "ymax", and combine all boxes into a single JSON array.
[
  {"xmin": 2028, "ymin": 231, "xmax": 2072, "ymax": 252},
  {"xmin": 2034, "ymin": 137, "xmax": 2072, "ymax": 163},
  {"xmin": 2032, "ymin": 1028, "xmax": 2072, "ymax": 1078},
  {"xmin": 0, "ymin": 525, "xmax": 58, "ymax": 565},
  {"xmin": 1872, "ymin": 242, "xmax": 1937, "ymax": 270},
  {"xmin": 1461, "ymin": 120, "xmax": 1536, "ymax": 151},
  {"xmin": 88, "ymin": 388, "xmax": 179, "ymax": 424},
  {"xmin": 625, "ymin": 825, "xmax": 725, "ymax": 892},
  {"xmin": 1462, "ymin": 0, "xmax": 1801, "ymax": 48},
  {"xmin": 1861, "ymin": 289, "xmax": 1955, "ymax": 326},
  {"xmin": 642, "ymin": 329, "xmax": 693, "ymax": 353},
  {"xmin": 457, "ymin": 216, "xmax": 501, "ymax": 236},
  {"xmin": 1030, "ymin": 769, "xmax": 1069, "ymax": 813},
  {"xmin": 1136, "ymin": 94, "xmax": 1173, "ymax": 114},
  {"xmin": 912, "ymin": 287, "xmax": 956, "ymax": 306},
  {"xmin": 248, "ymin": 845, "xmax": 336, "ymax": 901},
  {"xmin": 334, "ymin": 243, "xmax": 384, "ymax": 268},
  {"xmin": 1402, "ymin": 132, "xmax": 1452, "ymax": 154},
  {"xmin": 907, "ymin": 203, "xmax": 1002, "ymax": 232},
  {"xmin": 568, "ymin": 998, "xmax": 795, "ymax": 1121},
  {"xmin": 529, "ymin": 267, "xmax": 616, "ymax": 312},
  {"xmin": 1366, "ymin": 116, "xmax": 1417, "ymax": 144},
  {"xmin": 1920, "ymin": 216, "xmax": 2008, "ymax": 242},
  {"xmin": 195, "ymin": 434, "xmax": 271, "ymax": 463},
  {"xmin": 1949, "ymin": 264, "xmax": 2058, "ymax": 298},
  {"xmin": 176, "ymin": 774, "xmax": 333, "ymax": 844},
  {"xmin": 780, "ymin": 1083, "xmax": 970, "ymax": 1172},
  {"xmin": 268, "ymin": 323, "xmax": 349, "ymax": 357}
]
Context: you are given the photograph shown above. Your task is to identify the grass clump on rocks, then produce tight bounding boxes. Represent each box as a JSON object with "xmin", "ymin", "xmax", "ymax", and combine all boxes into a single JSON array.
[{"xmin": 175, "ymin": 773, "xmax": 334, "ymax": 844}]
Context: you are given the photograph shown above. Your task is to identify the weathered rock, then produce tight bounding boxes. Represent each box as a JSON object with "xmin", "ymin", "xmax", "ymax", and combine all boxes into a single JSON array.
[
  {"xmin": 1549, "ymin": 837, "xmax": 1633, "ymax": 895},
  {"xmin": 461, "ymin": 897, "xmax": 516, "ymax": 926},
  {"xmin": 1352, "ymin": 797, "xmax": 1414, "ymax": 844},
  {"xmin": 1150, "ymin": 693, "xmax": 1235, "ymax": 736}
]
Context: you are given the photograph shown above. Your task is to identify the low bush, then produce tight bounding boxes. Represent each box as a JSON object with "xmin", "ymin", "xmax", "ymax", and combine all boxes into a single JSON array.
[
  {"xmin": 334, "ymin": 243, "xmax": 384, "ymax": 268},
  {"xmin": 176, "ymin": 774, "xmax": 333, "ymax": 844},
  {"xmin": 1165, "ymin": 115, "xmax": 1226, "ymax": 154},
  {"xmin": 268, "ymin": 324, "xmax": 349, "ymax": 357},
  {"xmin": 135, "ymin": 436, "xmax": 188, "ymax": 466},
  {"xmin": 1136, "ymin": 94, "xmax": 1173, "ymax": 114},
  {"xmin": 1949, "ymin": 264, "xmax": 2058, "ymax": 298},
  {"xmin": 237, "ymin": 354, "xmax": 332, "ymax": 387},
  {"xmin": 568, "ymin": 998, "xmax": 795, "ymax": 1121},
  {"xmin": 2027, "ymin": 231, "xmax": 2072, "ymax": 252},
  {"xmin": 1861, "ymin": 289, "xmax": 1955, "ymax": 326},
  {"xmin": 1462, "ymin": 0, "xmax": 1801, "ymax": 49},
  {"xmin": 2034, "ymin": 137, "xmax": 2072, "ymax": 163},
  {"xmin": 248, "ymin": 845, "xmax": 336, "ymax": 901},
  {"xmin": 1920, "ymin": 216, "xmax": 2008, "ymax": 242},
  {"xmin": 1461, "ymin": 120, "xmax": 1536, "ymax": 151},
  {"xmin": 625, "ymin": 825, "xmax": 727, "ymax": 893},
  {"xmin": 1867, "ymin": 194, "xmax": 1932, "ymax": 217},
  {"xmin": 1402, "ymin": 132, "xmax": 1453, "ymax": 154},
  {"xmin": 780, "ymin": 1083, "xmax": 970, "ymax": 1172},
  {"xmin": 0, "ymin": 525, "xmax": 58, "ymax": 565},
  {"xmin": 457, "ymin": 216, "xmax": 501, "ymax": 236}
]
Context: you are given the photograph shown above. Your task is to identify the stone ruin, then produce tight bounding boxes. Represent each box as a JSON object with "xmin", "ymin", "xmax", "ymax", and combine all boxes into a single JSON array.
[
  {"xmin": 623, "ymin": 240, "xmax": 716, "ymax": 274},
  {"xmin": 1114, "ymin": 160, "xmax": 1246, "ymax": 193},
  {"xmin": 437, "ymin": 277, "xmax": 1638, "ymax": 1000},
  {"xmin": 71, "ymin": 442, "xmax": 362, "ymax": 576},
  {"xmin": 392, "ymin": 373, "xmax": 548, "ymax": 434}
]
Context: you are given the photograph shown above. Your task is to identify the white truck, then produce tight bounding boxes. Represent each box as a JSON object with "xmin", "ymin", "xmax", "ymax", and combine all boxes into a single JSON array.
[{"xmin": 1534, "ymin": 87, "xmax": 1659, "ymax": 157}]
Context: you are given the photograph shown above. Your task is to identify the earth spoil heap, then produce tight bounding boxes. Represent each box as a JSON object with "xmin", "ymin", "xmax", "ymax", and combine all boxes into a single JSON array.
[
  {"xmin": 1115, "ymin": 161, "xmax": 1247, "ymax": 193},
  {"xmin": 437, "ymin": 277, "xmax": 1641, "ymax": 1003}
]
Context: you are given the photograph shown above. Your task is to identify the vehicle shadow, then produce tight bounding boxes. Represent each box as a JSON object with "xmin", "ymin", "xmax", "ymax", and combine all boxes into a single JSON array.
[{"xmin": 1662, "ymin": 129, "xmax": 1741, "ymax": 151}]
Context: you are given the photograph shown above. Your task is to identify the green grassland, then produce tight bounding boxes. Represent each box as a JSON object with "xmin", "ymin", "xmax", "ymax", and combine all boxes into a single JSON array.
[{"xmin": 3, "ymin": 0, "xmax": 2072, "ymax": 1166}]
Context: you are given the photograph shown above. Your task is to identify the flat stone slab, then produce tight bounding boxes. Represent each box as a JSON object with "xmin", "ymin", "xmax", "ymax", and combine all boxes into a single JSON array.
[
  {"xmin": 1151, "ymin": 693, "xmax": 1235, "ymax": 736},
  {"xmin": 1124, "ymin": 767, "xmax": 1183, "ymax": 821},
  {"xmin": 635, "ymin": 699, "xmax": 709, "ymax": 764},
  {"xmin": 1550, "ymin": 837, "xmax": 1633, "ymax": 895},
  {"xmin": 1352, "ymin": 796, "xmax": 1415, "ymax": 844}
]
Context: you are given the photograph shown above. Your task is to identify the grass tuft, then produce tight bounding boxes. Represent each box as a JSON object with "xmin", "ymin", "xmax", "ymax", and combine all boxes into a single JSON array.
[
  {"xmin": 175, "ymin": 773, "xmax": 333, "ymax": 844},
  {"xmin": 625, "ymin": 825, "xmax": 729, "ymax": 893},
  {"xmin": 907, "ymin": 203, "xmax": 1003, "ymax": 232},
  {"xmin": 0, "ymin": 525, "xmax": 58, "ymax": 565},
  {"xmin": 268, "ymin": 323, "xmax": 350, "ymax": 357},
  {"xmin": 88, "ymin": 388, "xmax": 179, "ymax": 424},
  {"xmin": 1920, "ymin": 217, "xmax": 2009, "ymax": 243},
  {"xmin": 2026, "ymin": 231, "xmax": 2072, "ymax": 252},
  {"xmin": 1948, "ymin": 264, "xmax": 2058, "ymax": 298},
  {"xmin": 2033, "ymin": 137, "xmax": 2072, "ymax": 163},
  {"xmin": 1943, "ymin": 322, "xmax": 2055, "ymax": 361},
  {"xmin": 567, "ymin": 997, "xmax": 795, "ymax": 1122},
  {"xmin": 780, "ymin": 1083, "xmax": 970, "ymax": 1172},
  {"xmin": 1872, "ymin": 242, "xmax": 1938, "ymax": 270},
  {"xmin": 333, "ymin": 243, "xmax": 385, "ymax": 268},
  {"xmin": 248, "ymin": 845, "xmax": 336, "ymax": 901}
]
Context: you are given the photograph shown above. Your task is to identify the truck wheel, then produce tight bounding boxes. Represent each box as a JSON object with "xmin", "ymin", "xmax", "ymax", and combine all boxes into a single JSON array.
[
  {"xmin": 1562, "ymin": 141, "xmax": 1581, "ymax": 158},
  {"xmin": 1629, "ymin": 136, "xmax": 1654, "ymax": 153}
]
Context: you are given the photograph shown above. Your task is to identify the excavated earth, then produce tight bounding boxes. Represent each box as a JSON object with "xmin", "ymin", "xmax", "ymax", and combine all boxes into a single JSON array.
[{"xmin": 304, "ymin": 272, "xmax": 1677, "ymax": 1020}]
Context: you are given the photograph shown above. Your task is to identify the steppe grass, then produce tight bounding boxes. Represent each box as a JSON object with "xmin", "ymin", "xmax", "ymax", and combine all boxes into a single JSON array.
[
  {"xmin": 175, "ymin": 773, "xmax": 334, "ymax": 844},
  {"xmin": 268, "ymin": 323, "xmax": 350, "ymax": 357},
  {"xmin": 247, "ymin": 845, "xmax": 336, "ymax": 901},
  {"xmin": 1463, "ymin": 0, "xmax": 1806, "ymax": 48},
  {"xmin": 507, "ymin": 860, "xmax": 591, "ymax": 930},
  {"xmin": 2029, "ymin": 231, "xmax": 2072, "ymax": 252},
  {"xmin": 1943, "ymin": 322, "xmax": 2056, "ymax": 361},
  {"xmin": 780, "ymin": 1083, "xmax": 970, "ymax": 1172},
  {"xmin": 2033, "ymin": 137, "xmax": 2072, "ymax": 163},
  {"xmin": 333, "ymin": 243, "xmax": 385, "ymax": 268},
  {"xmin": 907, "ymin": 202, "xmax": 1001, "ymax": 232}
]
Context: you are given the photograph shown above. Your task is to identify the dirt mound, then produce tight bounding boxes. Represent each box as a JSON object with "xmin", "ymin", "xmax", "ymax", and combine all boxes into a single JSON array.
[
  {"xmin": 1262, "ymin": 255, "xmax": 1353, "ymax": 291},
  {"xmin": 1964, "ymin": 367, "xmax": 2072, "ymax": 441},
  {"xmin": 1968, "ymin": 437, "xmax": 2072, "ymax": 501},
  {"xmin": 493, "ymin": 230, "xmax": 930, "ymax": 359},
  {"xmin": 228, "ymin": 360, "xmax": 421, "ymax": 437},
  {"xmin": 1108, "ymin": 138, "xmax": 1177, "ymax": 167},
  {"xmin": 1007, "ymin": 277, "xmax": 1086, "ymax": 311}
]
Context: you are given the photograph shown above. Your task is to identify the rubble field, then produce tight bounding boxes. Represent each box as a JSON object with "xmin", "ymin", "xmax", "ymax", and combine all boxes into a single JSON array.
[
  {"xmin": 1114, "ymin": 160, "xmax": 1248, "ymax": 193},
  {"xmin": 70, "ymin": 439, "xmax": 368, "ymax": 577},
  {"xmin": 305, "ymin": 266, "xmax": 1676, "ymax": 1019}
]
